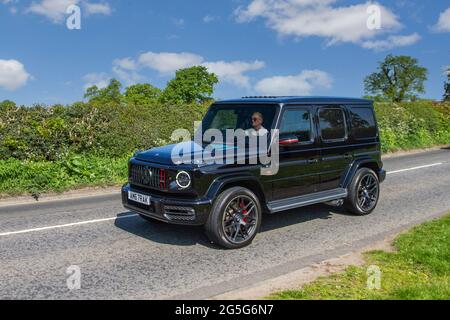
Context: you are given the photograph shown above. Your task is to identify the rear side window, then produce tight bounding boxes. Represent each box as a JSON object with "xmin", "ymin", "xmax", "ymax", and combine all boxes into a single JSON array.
[
  {"xmin": 319, "ymin": 108, "xmax": 347, "ymax": 142},
  {"xmin": 350, "ymin": 107, "xmax": 377, "ymax": 139}
]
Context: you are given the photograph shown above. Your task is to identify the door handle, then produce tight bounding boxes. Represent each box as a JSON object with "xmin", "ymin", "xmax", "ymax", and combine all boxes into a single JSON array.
[{"xmin": 308, "ymin": 158, "xmax": 319, "ymax": 164}]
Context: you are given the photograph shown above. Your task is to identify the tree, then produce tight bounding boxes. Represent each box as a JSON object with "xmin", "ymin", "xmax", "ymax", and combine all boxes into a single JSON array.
[
  {"xmin": 444, "ymin": 68, "xmax": 450, "ymax": 102},
  {"xmin": 364, "ymin": 55, "xmax": 428, "ymax": 102},
  {"xmin": 84, "ymin": 79, "xmax": 123, "ymax": 105},
  {"xmin": 160, "ymin": 66, "xmax": 218, "ymax": 104},
  {"xmin": 124, "ymin": 83, "xmax": 161, "ymax": 105}
]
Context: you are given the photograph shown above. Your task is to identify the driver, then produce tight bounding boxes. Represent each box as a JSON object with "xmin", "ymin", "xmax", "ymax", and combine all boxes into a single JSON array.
[{"xmin": 245, "ymin": 112, "xmax": 268, "ymax": 137}]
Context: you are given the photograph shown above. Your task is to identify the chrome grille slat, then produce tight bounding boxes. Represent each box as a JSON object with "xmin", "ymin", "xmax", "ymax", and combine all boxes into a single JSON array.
[{"xmin": 129, "ymin": 164, "xmax": 168, "ymax": 190}]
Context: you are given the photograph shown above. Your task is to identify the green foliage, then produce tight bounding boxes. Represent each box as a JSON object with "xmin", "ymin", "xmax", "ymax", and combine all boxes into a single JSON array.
[
  {"xmin": 0, "ymin": 154, "xmax": 130, "ymax": 195},
  {"xmin": 365, "ymin": 55, "xmax": 428, "ymax": 102},
  {"xmin": 375, "ymin": 101, "xmax": 450, "ymax": 153},
  {"xmin": 444, "ymin": 69, "xmax": 450, "ymax": 102},
  {"xmin": 84, "ymin": 79, "xmax": 123, "ymax": 105},
  {"xmin": 269, "ymin": 214, "xmax": 450, "ymax": 300},
  {"xmin": 0, "ymin": 98, "xmax": 210, "ymax": 162},
  {"xmin": 124, "ymin": 83, "xmax": 162, "ymax": 105},
  {"xmin": 160, "ymin": 66, "xmax": 218, "ymax": 104}
]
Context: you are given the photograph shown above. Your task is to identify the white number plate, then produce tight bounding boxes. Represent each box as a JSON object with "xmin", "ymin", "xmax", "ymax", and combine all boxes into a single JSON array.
[{"xmin": 128, "ymin": 191, "xmax": 151, "ymax": 205}]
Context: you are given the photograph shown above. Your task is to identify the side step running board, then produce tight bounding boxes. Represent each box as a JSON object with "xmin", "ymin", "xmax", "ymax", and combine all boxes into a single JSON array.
[{"xmin": 267, "ymin": 188, "xmax": 348, "ymax": 213}]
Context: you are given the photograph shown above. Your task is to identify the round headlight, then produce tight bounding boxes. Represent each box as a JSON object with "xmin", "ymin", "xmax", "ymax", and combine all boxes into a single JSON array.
[{"xmin": 176, "ymin": 171, "xmax": 191, "ymax": 189}]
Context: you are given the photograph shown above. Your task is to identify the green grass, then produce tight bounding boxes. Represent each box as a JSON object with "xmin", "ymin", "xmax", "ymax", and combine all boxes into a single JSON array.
[
  {"xmin": 0, "ymin": 154, "xmax": 130, "ymax": 197},
  {"xmin": 269, "ymin": 214, "xmax": 450, "ymax": 300}
]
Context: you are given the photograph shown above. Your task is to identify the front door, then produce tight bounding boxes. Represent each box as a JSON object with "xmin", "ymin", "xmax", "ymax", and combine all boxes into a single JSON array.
[{"xmin": 271, "ymin": 106, "xmax": 322, "ymax": 201}]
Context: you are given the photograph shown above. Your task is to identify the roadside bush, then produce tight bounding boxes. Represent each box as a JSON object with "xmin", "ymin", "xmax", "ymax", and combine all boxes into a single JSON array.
[
  {"xmin": 1, "ymin": 98, "xmax": 449, "ymax": 195},
  {"xmin": 0, "ymin": 100, "xmax": 209, "ymax": 161},
  {"xmin": 375, "ymin": 101, "xmax": 450, "ymax": 152}
]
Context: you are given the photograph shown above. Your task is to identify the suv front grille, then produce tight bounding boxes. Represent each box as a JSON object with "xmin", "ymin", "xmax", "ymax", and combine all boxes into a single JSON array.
[{"xmin": 129, "ymin": 163, "xmax": 168, "ymax": 191}]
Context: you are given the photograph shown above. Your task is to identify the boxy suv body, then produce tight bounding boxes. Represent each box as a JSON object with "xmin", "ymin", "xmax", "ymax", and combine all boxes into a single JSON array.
[{"xmin": 122, "ymin": 97, "xmax": 386, "ymax": 248}]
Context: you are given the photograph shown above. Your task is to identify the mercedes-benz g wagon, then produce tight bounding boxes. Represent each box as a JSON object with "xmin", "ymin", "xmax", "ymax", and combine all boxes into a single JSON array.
[{"xmin": 122, "ymin": 97, "xmax": 386, "ymax": 249}]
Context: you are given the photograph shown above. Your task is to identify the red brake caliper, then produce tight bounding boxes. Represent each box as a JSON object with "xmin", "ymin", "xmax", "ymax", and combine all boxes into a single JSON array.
[{"xmin": 240, "ymin": 200, "xmax": 248, "ymax": 223}]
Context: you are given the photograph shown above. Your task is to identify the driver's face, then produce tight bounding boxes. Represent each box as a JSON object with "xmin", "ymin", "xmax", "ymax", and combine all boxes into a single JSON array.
[{"xmin": 252, "ymin": 114, "xmax": 263, "ymax": 129}]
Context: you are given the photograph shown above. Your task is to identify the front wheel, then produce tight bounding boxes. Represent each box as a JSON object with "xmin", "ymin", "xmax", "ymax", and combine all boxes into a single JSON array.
[
  {"xmin": 205, "ymin": 187, "xmax": 262, "ymax": 249},
  {"xmin": 345, "ymin": 168, "xmax": 380, "ymax": 215}
]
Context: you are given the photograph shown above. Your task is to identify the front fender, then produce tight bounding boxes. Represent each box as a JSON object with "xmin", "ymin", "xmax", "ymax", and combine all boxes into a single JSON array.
[{"xmin": 205, "ymin": 174, "xmax": 266, "ymax": 204}]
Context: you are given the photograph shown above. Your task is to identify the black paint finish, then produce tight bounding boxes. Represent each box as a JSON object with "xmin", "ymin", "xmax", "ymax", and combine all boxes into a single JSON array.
[{"xmin": 122, "ymin": 97, "xmax": 384, "ymax": 225}]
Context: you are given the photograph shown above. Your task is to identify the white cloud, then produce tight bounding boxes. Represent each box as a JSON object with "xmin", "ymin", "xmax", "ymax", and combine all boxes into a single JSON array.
[
  {"xmin": 254, "ymin": 69, "xmax": 332, "ymax": 95},
  {"xmin": 112, "ymin": 58, "xmax": 144, "ymax": 85},
  {"xmin": 0, "ymin": 59, "xmax": 31, "ymax": 91},
  {"xmin": 433, "ymin": 7, "xmax": 450, "ymax": 32},
  {"xmin": 1, "ymin": 0, "xmax": 19, "ymax": 14},
  {"xmin": 27, "ymin": 0, "xmax": 111, "ymax": 23},
  {"xmin": 138, "ymin": 52, "xmax": 204, "ymax": 75},
  {"xmin": 113, "ymin": 57, "xmax": 138, "ymax": 71},
  {"xmin": 361, "ymin": 32, "xmax": 421, "ymax": 51},
  {"xmin": 82, "ymin": 72, "xmax": 109, "ymax": 89},
  {"xmin": 83, "ymin": 2, "xmax": 111, "ymax": 15},
  {"xmin": 28, "ymin": 0, "xmax": 77, "ymax": 23},
  {"xmin": 235, "ymin": 0, "xmax": 404, "ymax": 48},
  {"xmin": 203, "ymin": 60, "xmax": 265, "ymax": 87},
  {"xmin": 203, "ymin": 15, "xmax": 216, "ymax": 23},
  {"xmin": 136, "ymin": 52, "xmax": 266, "ymax": 87}
]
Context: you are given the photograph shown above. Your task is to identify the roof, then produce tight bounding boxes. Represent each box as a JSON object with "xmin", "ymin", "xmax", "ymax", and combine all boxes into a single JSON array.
[{"xmin": 215, "ymin": 96, "xmax": 373, "ymax": 105}]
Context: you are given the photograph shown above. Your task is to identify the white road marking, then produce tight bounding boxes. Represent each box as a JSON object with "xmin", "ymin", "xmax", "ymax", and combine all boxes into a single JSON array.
[
  {"xmin": 387, "ymin": 162, "xmax": 443, "ymax": 175},
  {"xmin": 0, "ymin": 162, "xmax": 446, "ymax": 237},
  {"xmin": 0, "ymin": 213, "xmax": 139, "ymax": 237}
]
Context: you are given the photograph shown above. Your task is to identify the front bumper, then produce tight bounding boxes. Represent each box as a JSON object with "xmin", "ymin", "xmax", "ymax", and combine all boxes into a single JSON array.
[
  {"xmin": 121, "ymin": 184, "xmax": 212, "ymax": 225},
  {"xmin": 378, "ymin": 169, "xmax": 387, "ymax": 183}
]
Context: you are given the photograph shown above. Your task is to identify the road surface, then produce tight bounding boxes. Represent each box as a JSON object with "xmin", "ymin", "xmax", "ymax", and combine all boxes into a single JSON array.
[{"xmin": 0, "ymin": 148, "xmax": 449, "ymax": 299}]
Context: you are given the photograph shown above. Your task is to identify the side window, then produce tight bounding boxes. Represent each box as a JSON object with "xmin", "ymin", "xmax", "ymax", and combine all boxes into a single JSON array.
[
  {"xmin": 280, "ymin": 109, "xmax": 313, "ymax": 144},
  {"xmin": 350, "ymin": 107, "xmax": 377, "ymax": 139},
  {"xmin": 319, "ymin": 107, "xmax": 347, "ymax": 142}
]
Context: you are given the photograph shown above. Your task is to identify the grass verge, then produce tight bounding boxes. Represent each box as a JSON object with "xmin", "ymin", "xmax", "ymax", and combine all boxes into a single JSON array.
[
  {"xmin": 0, "ymin": 154, "xmax": 129, "ymax": 197},
  {"xmin": 268, "ymin": 214, "xmax": 450, "ymax": 300}
]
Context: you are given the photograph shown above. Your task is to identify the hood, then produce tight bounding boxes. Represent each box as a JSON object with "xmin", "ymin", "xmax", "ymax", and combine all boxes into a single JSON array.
[{"xmin": 134, "ymin": 141, "xmax": 239, "ymax": 166}]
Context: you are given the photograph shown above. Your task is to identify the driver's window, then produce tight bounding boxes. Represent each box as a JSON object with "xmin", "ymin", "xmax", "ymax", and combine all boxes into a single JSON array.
[{"xmin": 280, "ymin": 109, "xmax": 313, "ymax": 144}]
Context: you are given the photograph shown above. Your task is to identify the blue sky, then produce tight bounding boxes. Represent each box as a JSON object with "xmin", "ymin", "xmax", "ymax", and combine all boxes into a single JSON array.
[{"xmin": 0, "ymin": 0, "xmax": 449, "ymax": 105}]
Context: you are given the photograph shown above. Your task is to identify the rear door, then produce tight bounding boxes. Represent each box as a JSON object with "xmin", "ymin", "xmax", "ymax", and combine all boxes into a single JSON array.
[
  {"xmin": 271, "ymin": 105, "xmax": 321, "ymax": 200},
  {"xmin": 316, "ymin": 105, "xmax": 353, "ymax": 191}
]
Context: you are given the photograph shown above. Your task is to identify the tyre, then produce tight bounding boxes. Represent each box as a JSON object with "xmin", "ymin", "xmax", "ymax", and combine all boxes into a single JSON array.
[
  {"xmin": 345, "ymin": 167, "xmax": 380, "ymax": 215},
  {"xmin": 205, "ymin": 187, "xmax": 262, "ymax": 249}
]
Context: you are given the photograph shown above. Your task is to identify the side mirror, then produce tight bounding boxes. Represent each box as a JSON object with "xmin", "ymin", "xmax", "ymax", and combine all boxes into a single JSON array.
[{"xmin": 279, "ymin": 135, "xmax": 299, "ymax": 145}]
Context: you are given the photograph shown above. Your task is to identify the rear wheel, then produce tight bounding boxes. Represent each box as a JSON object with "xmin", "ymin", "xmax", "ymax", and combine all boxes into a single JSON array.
[
  {"xmin": 345, "ymin": 168, "xmax": 380, "ymax": 215},
  {"xmin": 205, "ymin": 187, "xmax": 262, "ymax": 249}
]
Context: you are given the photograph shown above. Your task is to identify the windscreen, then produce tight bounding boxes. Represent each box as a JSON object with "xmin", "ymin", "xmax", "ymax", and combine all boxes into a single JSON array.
[{"xmin": 201, "ymin": 104, "xmax": 278, "ymax": 134}]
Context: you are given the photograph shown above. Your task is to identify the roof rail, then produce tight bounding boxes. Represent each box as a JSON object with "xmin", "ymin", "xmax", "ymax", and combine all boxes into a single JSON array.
[{"xmin": 241, "ymin": 96, "xmax": 281, "ymax": 99}]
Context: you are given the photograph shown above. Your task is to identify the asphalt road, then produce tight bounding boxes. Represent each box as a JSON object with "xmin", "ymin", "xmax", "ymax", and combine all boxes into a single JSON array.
[{"xmin": 0, "ymin": 148, "xmax": 449, "ymax": 299}]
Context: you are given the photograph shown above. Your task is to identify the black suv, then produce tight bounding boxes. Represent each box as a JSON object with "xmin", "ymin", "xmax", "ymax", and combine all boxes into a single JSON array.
[{"xmin": 122, "ymin": 97, "xmax": 386, "ymax": 249}]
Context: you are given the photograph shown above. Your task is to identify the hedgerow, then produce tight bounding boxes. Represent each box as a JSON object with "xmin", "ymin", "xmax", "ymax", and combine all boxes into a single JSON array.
[{"xmin": 0, "ymin": 99, "xmax": 449, "ymax": 195}]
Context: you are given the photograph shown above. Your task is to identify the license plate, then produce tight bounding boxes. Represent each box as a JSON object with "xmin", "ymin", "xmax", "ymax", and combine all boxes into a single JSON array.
[{"xmin": 128, "ymin": 191, "xmax": 151, "ymax": 205}]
